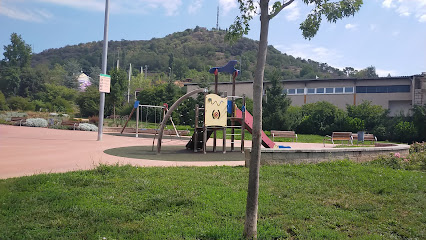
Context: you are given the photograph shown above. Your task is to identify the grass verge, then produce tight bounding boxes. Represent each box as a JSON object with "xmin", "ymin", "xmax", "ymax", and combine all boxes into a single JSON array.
[{"xmin": 0, "ymin": 161, "xmax": 424, "ymax": 239}]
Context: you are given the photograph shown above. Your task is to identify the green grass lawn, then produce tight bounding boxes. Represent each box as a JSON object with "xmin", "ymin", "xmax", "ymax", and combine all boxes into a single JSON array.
[{"xmin": 0, "ymin": 161, "xmax": 424, "ymax": 239}]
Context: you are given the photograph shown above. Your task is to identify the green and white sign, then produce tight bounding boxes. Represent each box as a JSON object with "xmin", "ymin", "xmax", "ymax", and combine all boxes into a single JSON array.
[{"xmin": 99, "ymin": 74, "xmax": 111, "ymax": 93}]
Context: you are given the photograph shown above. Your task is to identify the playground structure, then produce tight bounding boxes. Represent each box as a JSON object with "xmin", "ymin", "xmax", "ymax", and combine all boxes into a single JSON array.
[
  {"xmin": 156, "ymin": 60, "xmax": 277, "ymax": 154},
  {"xmin": 121, "ymin": 101, "xmax": 180, "ymax": 139}
]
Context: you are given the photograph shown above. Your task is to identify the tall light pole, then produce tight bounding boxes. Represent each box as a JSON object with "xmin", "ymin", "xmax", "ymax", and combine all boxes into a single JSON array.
[
  {"xmin": 128, "ymin": 63, "xmax": 132, "ymax": 103},
  {"xmin": 97, "ymin": 0, "xmax": 110, "ymax": 141}
]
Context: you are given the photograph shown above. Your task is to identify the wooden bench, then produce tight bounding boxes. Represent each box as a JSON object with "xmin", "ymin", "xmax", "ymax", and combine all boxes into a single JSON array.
[
  {"xmin": 271, "ymin": 130, "xmax": 298, "ymax": 142},
  {"xmin": 61, "ymin": 120, "xmax": 80, "ymax": 130},
  {"xmin": 10, "ymin": 117, "xmax": 26, "ymax": 126},
  {"xmin": 352, "ymin": 133, "xmax": 377, "ymax": 144},
  {"xmin": 324, "ymin": 132, "xmax": 353, "ymax": 145}
]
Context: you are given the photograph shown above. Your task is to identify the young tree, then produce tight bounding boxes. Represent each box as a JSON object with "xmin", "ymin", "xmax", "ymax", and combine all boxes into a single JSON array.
[
  {"xmin": 63, "ymin": 59, "xmax": 81, "ymax": 89},
  {"xmin": 227, "ymin": 1, "xmax": 363, "ymax": 238},
  {"xmin": 106, "ymin": 68, "xmax": 127, "ymax": 122},
  {"xmin": 2, "ymin": 33, "xmax": 32, "ymax": 68},
  {"xmin": 263, "ymin": 70, "xmax": 291, "ymax": 130},
  {"xmin": 89, "ymin": 66, "xmax": 102, "ymax": 87}
]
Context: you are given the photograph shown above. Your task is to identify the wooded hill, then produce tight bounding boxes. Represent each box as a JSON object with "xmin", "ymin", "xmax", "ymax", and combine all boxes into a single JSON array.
[{"xmin": 32, "ymin": 27, "xmax": 346, "ymax": 83}]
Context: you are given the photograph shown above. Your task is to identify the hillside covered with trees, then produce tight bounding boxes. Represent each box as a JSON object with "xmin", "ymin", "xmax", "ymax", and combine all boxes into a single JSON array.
[{"xmin": 32, "ymin": 27, "xmax": 376, "ymax": 84}]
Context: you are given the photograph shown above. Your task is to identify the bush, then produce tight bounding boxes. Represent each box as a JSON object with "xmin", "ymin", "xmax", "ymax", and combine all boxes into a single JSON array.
[
  {"xmin": 344, "ymin": 117, "xmax": 365, "ymax": 133},
  {"xmin": 296, "ymin": 101, "xmax": 346, "ymax": 135},
  {"xmin": 410, "ymin": 142, "xmax": 426, "ymax": 153},
  {"xmin": 76, "ymin": 86, "xmax": 99, "ymax": 117},
  {"xmin": 24, "ymin": 118, "xmax": 48, "ymax": 128},
  {"xmin": 0, "ymin": 91, "xmax": 8, "ymax": 111},
  {"xmin": 89, "ymin": 116, "xmax": 99, "ymax": 125},
  {"xmin": 412, "ymin": 105, "xmax": 426, "ymax": 142},
  {"xmin": 7, "ymin": 96, "xmax": 34, "ymax": 111},
  {"xmin": 366, "ymin": 147, "xmax": 426, "ymax": 171},
  {"xmin": 393, "ymin": 121, "xmax": 417, "ymax": 143},
  {"xmin": 77, "ymin": 123, "xmax": 98, "ymax": 131}
]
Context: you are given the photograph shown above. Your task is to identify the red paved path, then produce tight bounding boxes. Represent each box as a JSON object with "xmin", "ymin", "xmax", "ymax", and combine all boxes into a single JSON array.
[{"xmin": 0, "ymin": 125, "xmax": 333, "ymax": 179}]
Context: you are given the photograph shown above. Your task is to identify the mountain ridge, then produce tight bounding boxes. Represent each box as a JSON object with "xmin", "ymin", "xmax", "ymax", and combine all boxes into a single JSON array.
[{"xmin": 32, "ymin": 27, "xmax": 346, "ymax": 82}]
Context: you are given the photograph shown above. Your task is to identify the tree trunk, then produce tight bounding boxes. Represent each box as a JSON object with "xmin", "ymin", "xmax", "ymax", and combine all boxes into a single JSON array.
[
  {"xmin": 113, "ymin": 104, "xmax": 116, "ymax": 125},
  {"xmin": 243, "ymin": 0, "xmax": 270, "ymax": 239}
]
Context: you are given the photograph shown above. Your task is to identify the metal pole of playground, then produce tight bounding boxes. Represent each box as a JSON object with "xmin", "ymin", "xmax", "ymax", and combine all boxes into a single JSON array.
[{"xmin": 97, "ymin": 0, "xmax": 110, "ymax": 141}]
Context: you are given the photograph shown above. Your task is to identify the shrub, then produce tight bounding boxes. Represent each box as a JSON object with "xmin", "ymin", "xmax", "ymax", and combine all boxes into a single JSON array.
[
  {"xmin": 89, "ymin": 116, "xmax": 99, "ymax": 125},
  {"xmin": 77, "ymin": 123, "xmax": 98, "ymax": 131},
  {"xmin": 296, "ymin": 101, "xmax": 346, "ymax": 135},
  {"xmin": 412, "ymin": 105, "xmax": 426, "ymax": 141},
  {"xmin": 0, "ymin": 91, "xmax": 8, "ymax": 111},
  {"xmin": 24, "ymin": 118, "xmax": 48, "ymax": 128},
  {"xmin": 393, "ymin": 121, "xmax": 417, "ymax": 143},
  {"xmin": 76, "ymin": 86, "xmax": 99, "ymax": 117},
  {"xmin": 344, "ymin": 117, "xmax": 365, "ymax": 133},
  {"xmin": 410, "ymin": 142, "xmax": 426, "ymax": 153},
  {"xmin": 367, "ymin": 148, "xmax": 426, "ymax": 171},
  {"xmin": 7, "ymin": 96, "xmax": 34, "ymax": 111}
]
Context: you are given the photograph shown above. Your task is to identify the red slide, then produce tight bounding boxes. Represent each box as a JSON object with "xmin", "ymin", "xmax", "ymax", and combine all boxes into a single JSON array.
[{"xmin": 234, "ymin": 108, "xmax": 276, "ymax": 148}]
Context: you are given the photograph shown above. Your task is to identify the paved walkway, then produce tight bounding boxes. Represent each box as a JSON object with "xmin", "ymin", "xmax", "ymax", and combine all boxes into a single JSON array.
[{"xmin": 0, "ymin": 125, "xmax": 334, "ymax": 179}]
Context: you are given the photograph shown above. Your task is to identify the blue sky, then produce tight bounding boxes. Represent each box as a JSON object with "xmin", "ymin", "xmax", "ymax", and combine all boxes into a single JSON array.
[{"xmin": 0, "ymin": 0, "xmax": 425, "ymax": 76}]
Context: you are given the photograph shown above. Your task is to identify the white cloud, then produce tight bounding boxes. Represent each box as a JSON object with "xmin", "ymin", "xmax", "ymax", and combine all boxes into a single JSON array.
[
  {"xmin": 188, "ymin": 0, "xmax": 203, "ymax": 14},
  {"xmin": 345, "ymin": 23, "xmax": 358, "ymax": 30},
  {"xmin": 0, "ymin": 0, "xmax": 53, "ymax": 22},
  {"xmin": 381, "ymin": 0, "xmax": 426, "ymax": 23},
  {"xmin": 382, "ymin": 0, "xmax": 395, "ymax": 8},
  {"xmin": 282, "ymin": 1, "xmax": 300, "ymax": 21},
  {"xmin": 219, "ymin": 0, "xmax": 238, "ymax": 15},
  {"xmin": 274, "ymin": 43, "xmax": 343, "ymax": 66}
]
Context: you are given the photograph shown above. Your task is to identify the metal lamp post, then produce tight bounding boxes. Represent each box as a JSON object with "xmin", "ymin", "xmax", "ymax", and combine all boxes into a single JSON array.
[{"xmin": 97, "ymin": 0, "xmax": 110, "ymax": 141}]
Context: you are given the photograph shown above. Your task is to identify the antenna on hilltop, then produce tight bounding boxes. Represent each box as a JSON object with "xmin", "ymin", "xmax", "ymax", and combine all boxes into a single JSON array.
[{"xmin": 216, "ymin": 5, "xmax": 219, "ymax": 30}]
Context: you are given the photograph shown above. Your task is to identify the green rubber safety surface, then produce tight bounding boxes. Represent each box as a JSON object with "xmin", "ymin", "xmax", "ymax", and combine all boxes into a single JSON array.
[{"xmin": 104, "ymin": 145, "xmax": 245, "ymax": 162}]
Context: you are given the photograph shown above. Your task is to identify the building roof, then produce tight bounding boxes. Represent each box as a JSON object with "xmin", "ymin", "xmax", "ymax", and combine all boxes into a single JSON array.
[{"xmin": 184, "ymin": 74, "xmax": 422, "ymax": 86}]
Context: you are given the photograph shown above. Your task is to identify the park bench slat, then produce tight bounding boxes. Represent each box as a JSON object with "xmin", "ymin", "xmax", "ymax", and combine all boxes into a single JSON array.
[
  {"xmin": 10, "ymin": 117, "xmax": 26, "ymax": 126},
  {"xmin": 324, "ymin": 132, "xmax": 353, "ymax": 145},
  {"xmin": 61, "ymin": 120, "xmax": 80, "ymax": 130},
  {"xmin": 352, "ymin": 133, "xmax": 377, "ymax": 143},
  {"xmin": 271, "ymin": 130, "xmax": 297, "ymax": 142}
]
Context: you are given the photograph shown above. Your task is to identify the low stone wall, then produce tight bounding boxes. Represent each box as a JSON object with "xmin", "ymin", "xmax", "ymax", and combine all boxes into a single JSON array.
[{"xmin": 245, "ymin": 144, "xmax": 410, "ymax": 167}]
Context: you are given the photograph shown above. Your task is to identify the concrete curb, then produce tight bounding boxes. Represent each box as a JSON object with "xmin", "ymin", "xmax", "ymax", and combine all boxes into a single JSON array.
[{"xmin": 245, "ymin": 144, "xmax": 410, "ymax": 167}]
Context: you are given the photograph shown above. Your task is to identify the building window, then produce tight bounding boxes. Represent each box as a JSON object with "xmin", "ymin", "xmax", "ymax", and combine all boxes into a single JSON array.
[
  {"xmin": 282, "ymin": 89, "xmax": 288, "ymax": 95},
  {"xmin": 288, "ymin": 89, "xmax": 296, "ymax": 94},
  {"xmin": 335, "ymin": 87, "xmax": 344, "ymax": 93},
  {"xmin": 317, "ymin": 88, "xmax": 325, "ymax": 93},
  {"xmin": 297, "ymin": 88, "xmax": 304, "ymax": 94},
  {"xmin": 307, "ymin": 88, "xmax": 315, "ymax": 94},
  {"xmin": 345, "ymin": 87, "xmax": 354, "ymax": 93},
  {"xmin": 326, "ymin": 88, "xmax": 334, "ymax": 93},
  {"xmin": 356, "ymin": 85, "xmax": 410, "ymax": 93}
]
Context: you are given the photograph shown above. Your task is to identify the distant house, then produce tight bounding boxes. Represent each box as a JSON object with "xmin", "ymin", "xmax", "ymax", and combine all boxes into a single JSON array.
[
  {"xmin": 77, "ymin": 73, "xmax": 92, "ymax": 92},
  {"xmin": 185, "ymin": 73, "xmax": 426, "ymax": 116}
]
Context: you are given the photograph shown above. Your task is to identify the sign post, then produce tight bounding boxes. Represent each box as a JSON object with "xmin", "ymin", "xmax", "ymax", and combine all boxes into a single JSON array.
[{"xmin": 97, "ymin": 0, "xmax": 110, "ymax": 141}]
